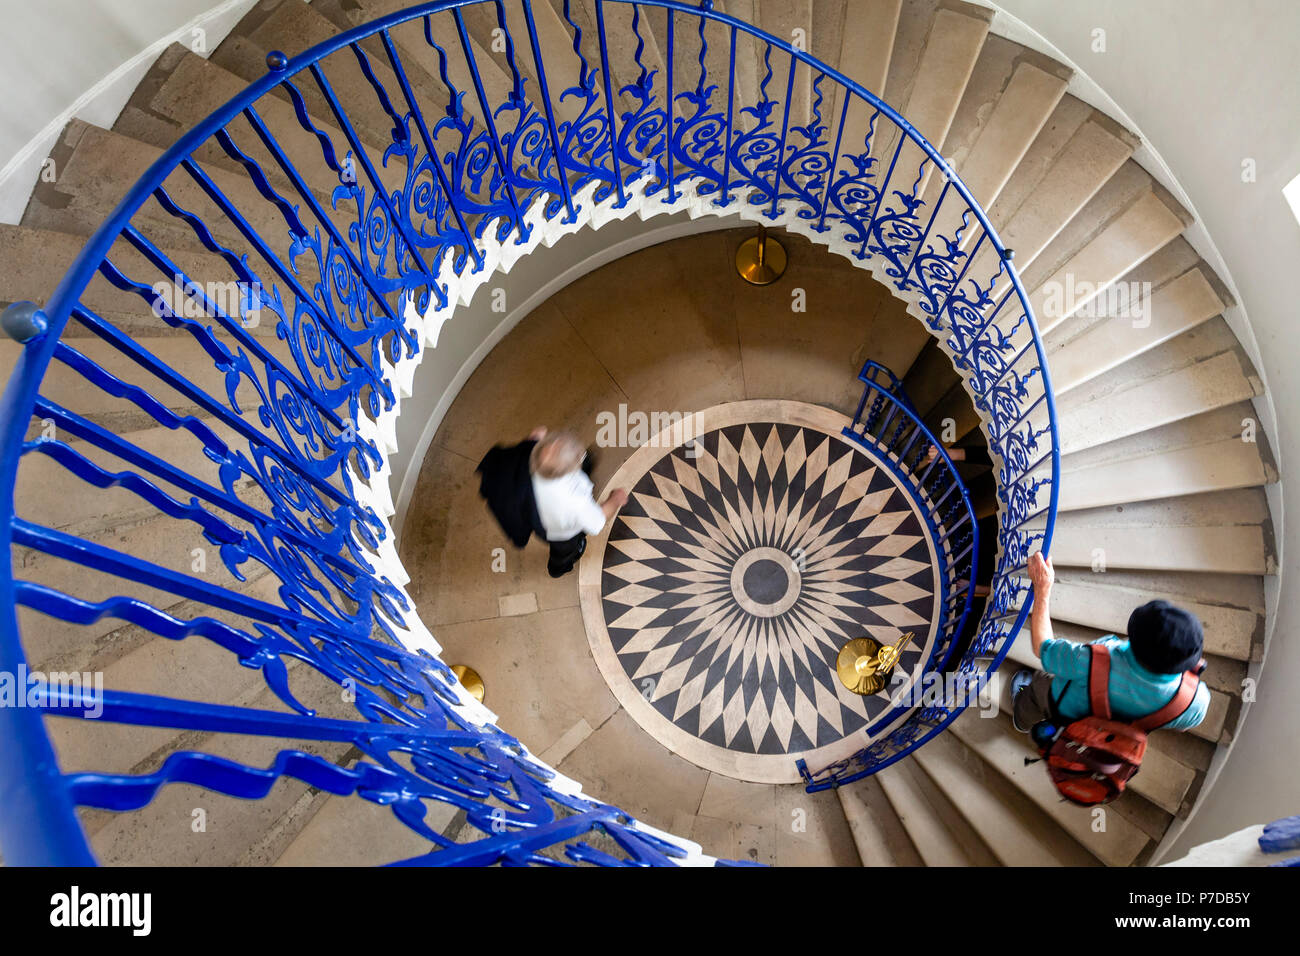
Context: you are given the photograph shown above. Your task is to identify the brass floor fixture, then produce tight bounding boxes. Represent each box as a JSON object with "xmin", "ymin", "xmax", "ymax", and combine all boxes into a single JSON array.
[
  {"xmin": 735, "ymin": 223, "xmax": 787, "ymax": 285},
  {"xmin": 451, "ymin": 665, "xmax": 485, "ymax": 702},
  {"xmin": 836, "ymin": 632, "xmax": 916, "ymax": 695}
]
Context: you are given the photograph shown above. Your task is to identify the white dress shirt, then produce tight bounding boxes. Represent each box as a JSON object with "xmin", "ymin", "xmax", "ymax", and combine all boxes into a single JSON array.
[{"xmin": 531, "ymin": 469, "xmax": 608, "ymax": 541}]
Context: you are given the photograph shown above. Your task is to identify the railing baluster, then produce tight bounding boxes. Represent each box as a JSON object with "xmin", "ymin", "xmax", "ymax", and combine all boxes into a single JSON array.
[
  {"xmin": 378, "ymin": 28, "xmax": 484, "ymax": 272},
  {"xmin": 521, "ymin": 0, "xmax": 577, "ymax": 222},
  {"xmin": 235, "ymin": 107, "xmax": 405, "ymax": 324},
  {"xmin": 594, "ymin": 0, "xmax": 628, "ymax": 207},
  {"xmin": 453, "ymin": 7, "xmax": 529, "ymax": 243},
  {"xmin": 719, "ymin": 24, "xmax": 736, "ymax": 207},
  {"xmin": 306, "ymin": 59, "xmax": 437, "ymax": 283},
  {"xmin": 768, "ymin": 48, "xmax": 797, "ymax": 219},
  {"xmin": 115, "ymin": 225, "xmax": 347, "ymax": 431},
  {"xmin": 664, "ymin": 7, "xmax": 676, "ymax": 202},
  {"xmin": 179, "ymin": 157, "xmax": 390, "ymax": 405}
]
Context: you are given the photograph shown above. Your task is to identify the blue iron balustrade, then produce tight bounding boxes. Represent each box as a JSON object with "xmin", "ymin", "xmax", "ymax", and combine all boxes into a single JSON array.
[
  {"xmin": 847, "ymin": 359, "xmax": 979, "ymax": 681},
  {"xmin": 0, "ymin": 0, "xmax": 1059, "ymax": 863},
  {"xmin": 798, "ymin": 360, "xmax": 982, "ymax": 786}
]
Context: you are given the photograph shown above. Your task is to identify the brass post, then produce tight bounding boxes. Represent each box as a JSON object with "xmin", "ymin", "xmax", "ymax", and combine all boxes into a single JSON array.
[
  {"xmin": 735, "ymin": 223, "xmax": 787, "ymax": 285},
  {"xmin": 451, "ymin": 664, "xmax": 485, "ymax": 702}
]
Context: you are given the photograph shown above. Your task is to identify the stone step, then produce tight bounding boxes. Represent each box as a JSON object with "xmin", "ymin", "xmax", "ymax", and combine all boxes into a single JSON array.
[
  {"xmin": 1022, "ymin": 160, "xmax": 1168, "ymax": 288},
  {"xmin": 26, "ymin": 328, "xmax": 326, "ymax": 451},
  {"xmin": 0, "ymin": 224, "xmax": 287, "ymax": 347},
  {"xmin": 73, "ymin": 676, "xmax": 358, "ymax": 865},
  {"xmin": 13, "ymin": 507, "xmax": 274, "ymax": 668},
  {"xmin": 876, "ymin": 756, "xmax": 999, "ymax": 865},
  {"xmin": 910, "ymin": 139, "xmax": 1155, "ymax": 447},
  {"xmin": 718, "ymin": 1, "xmax": 814, "ymax": 135},
  {"xmin": 937, "ymin": 38, "xmax": 1069, "ymax": 207},
  {"xmin": 1048, "ymin": 265, "xmax": 1230, "ymax": 396},
  {"xmin": 762, "ymin": 0, "xmax": 817, "ymax": 131},
  {"xmin": 12, "ymin": 416, "xmax": 261, "ymax": 539},
  {"xmin": 1057, "ymin": 315, "xmax": 1241, "ymax": 410},
  {"xmin": 22, "ymin": 120, "xmax": 345, "ymax": 280},
  {"xmin": 550, "ymin": 0, "xmax": 673, "ymax": 131},
  {"xmin": 1044, "ymin": 234, "xmax": 1202, "ymax": 353},
  {"xmin": 949, "ymin": 709, "xmax": 1152, "ymax": 866},
  {"xmin": 879, "ymin": 0, "xmax": 941, "ymax": 119},
  {"xmin": 114, "ymin": 45, "xmax": 369, "ymax": 215},
  {"xmin": 1060, "ymin": 434, "xmax": 1274, "ymax": 513},
  {"xmin": 834, "ymin": 772, "xmax": 924, "ymax": 866},
  {"xmin": 233, "ymin": 750, "xmax": 352, "ymax": 865},
  {"xmin": 833, "ymin": 0, "xmax": 900, "ymax": 97},
  {"xmin": 913, "ymin": 726, "xmax": 1100, "ymax": 865},
  {"xmin": 218, "ymin": 0, "xmax": 440, "ymax": 153},
  {"xmin": 869, "ymin": 3, "xmax": 990, "ymax": 206},
  {"xmin": 1044, "ymin": 487, "xmax": 1273, "ymax": 578},
  {"xmin": 828, "ymin": 0, "xmax": 903, "ymax": 174},
  {"xmin": 944, "ymin": 108, "xmax": 1137, "ymax": 332},
  {"xmin": 903, "ymin": 2, "xmax": 997, "ymax": 148},
  {"xmin": 1047, "ymin": 523, "xmax": 1267, "ymax": 580},
  {"xmin": 43, "ymin": 568, "xmax": 296, "ymax": 777},
  {"xmin": 1057, "ymin": 347, "xmax": 1262, "ymax": 456},
  {"xmin": 350, "ymin": 0, "xmax": 514, "ymax": 126},
  {"xmin": 914, "ymin": 37, "xmax": 1069, "ymax": 246},
  {"xmin": 1030, "ymin": 185, "xmax": 1190, "ymax": 337},
  {"xmin": 273, "ymin": 755, "xmax": 461, "ymax": 865},
  {"xmin": 1024, "ymin": 573, "xmax": 1261, "ymax": 662},
  {"xmin": 1058, "ymin": 400, "xmax": 1262, "ymax": 476},
  {"xmin": 452, "ymin": 0, "xmax": 586, "ymax": 131},
  {"xmin": 986, "ymin": 97, "xmax": 1116, "ymax": 241}
]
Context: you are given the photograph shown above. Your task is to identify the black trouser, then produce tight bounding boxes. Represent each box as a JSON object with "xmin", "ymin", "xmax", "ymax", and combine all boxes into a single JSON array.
[
  {"xmin": 1013, "ymin": 671, "xmax": 1059, "ymax": 729},
  {"xmin": 546, "ymin": 533, "xmax": 586, "ymax": 578}
]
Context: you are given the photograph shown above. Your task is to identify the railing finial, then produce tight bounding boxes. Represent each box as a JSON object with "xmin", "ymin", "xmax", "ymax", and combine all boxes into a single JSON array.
[
  {"xmin": 1, "ymin": 301, "xmax": 47, "ymax": 343},
  {"xmin": 266, "ymin": 50, "xmax": 289, "ymax": 72}
]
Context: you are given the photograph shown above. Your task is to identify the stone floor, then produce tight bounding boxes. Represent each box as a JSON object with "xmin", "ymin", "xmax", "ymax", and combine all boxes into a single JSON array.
[{"xmin": 397, "ymin": 227, "xmax": 924, "ymax": 866}]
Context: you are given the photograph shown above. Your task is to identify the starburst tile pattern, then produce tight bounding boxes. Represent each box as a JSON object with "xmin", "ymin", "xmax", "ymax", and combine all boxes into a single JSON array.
[{"xmin": 588, "ymin": 415, "xmax": 939, "ymax": 778}]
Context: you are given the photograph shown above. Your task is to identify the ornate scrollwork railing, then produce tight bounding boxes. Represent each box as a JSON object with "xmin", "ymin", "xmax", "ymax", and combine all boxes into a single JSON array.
[
  {"xmin": 844, "ymin": 358, "xmax": 980, "ymax": 709},
  {"xmin": 0, "ymin": 0, "xmax": 1058, "ymax": 862}
]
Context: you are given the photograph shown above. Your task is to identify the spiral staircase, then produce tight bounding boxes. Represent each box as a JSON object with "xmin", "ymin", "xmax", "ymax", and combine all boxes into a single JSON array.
[{"xmin": 0, "ymin": 0, "xmax": 1274, "ymax": 867}]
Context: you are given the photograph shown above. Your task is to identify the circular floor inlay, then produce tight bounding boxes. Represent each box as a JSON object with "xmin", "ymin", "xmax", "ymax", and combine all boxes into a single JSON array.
[{"xmin": 578, "ymin": 401, "xmax": 940, "ymax": 783}]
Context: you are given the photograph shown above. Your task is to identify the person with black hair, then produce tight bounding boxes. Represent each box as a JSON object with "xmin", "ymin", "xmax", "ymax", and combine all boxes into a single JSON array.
[{"xmin": 1010, "ymin": 551, "xmax": 1210, "ymax": 733}]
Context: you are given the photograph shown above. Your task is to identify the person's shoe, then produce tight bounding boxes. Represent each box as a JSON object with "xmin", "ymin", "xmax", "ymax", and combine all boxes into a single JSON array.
[{"xmin": 1009, "ymin": 669, "xmax": 1035, "ymax": 732}]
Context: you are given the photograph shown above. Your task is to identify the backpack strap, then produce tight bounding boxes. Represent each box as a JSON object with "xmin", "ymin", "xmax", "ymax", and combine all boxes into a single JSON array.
[
  {"xmin": 1134, "ymin": 671, "xmax": 1200, "ymax": 732},
  {"xmin": 1087, "ymin": 644, "xmax": 1112, "ymax": 720}
]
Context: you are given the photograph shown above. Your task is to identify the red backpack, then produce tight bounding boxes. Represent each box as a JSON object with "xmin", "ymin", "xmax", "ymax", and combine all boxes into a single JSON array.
[{"xmin": 1035, "ymin": 644, "xmax": 1201, "ymax": 807}]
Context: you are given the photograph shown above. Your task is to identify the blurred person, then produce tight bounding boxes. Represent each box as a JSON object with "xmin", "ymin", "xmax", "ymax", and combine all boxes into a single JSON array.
[{"xmin": 477, "ymin": 427, "xmax": 627, "ymax": 578}]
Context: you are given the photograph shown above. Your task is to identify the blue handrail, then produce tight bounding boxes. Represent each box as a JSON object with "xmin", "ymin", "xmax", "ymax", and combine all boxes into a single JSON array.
[
  {"xmin": 846, "ymin": 360, "xmax": 980, "ymax": 674},
  {"xmin": 0, "ymin": 0, "xmax": 1060, "ymax": 862}
]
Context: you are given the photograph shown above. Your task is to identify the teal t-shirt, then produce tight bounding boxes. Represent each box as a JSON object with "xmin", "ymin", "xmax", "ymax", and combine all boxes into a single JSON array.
[{"xmin": 1039, "ymin": 635, "xmax": 1209, "ymax": 731}]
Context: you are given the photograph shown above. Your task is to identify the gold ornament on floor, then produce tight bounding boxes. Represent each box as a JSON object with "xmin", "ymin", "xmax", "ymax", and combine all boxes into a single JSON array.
[
  {"xmin": 735, "ymin": 223, "xmax": 787, "ymax": 285},
  {"xmin": 450, "ymin": 664, "xmax": 485, "ymax": 703},
  {"xmin": 836, "ymin": 632, "xmax": 915, "ymax": 695}
]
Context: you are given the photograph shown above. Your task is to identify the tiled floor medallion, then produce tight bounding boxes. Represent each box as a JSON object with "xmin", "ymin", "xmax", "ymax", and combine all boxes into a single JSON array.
[{"xmin": 578, "ymin": 402, "xmax": 941, "ymax": 783}]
